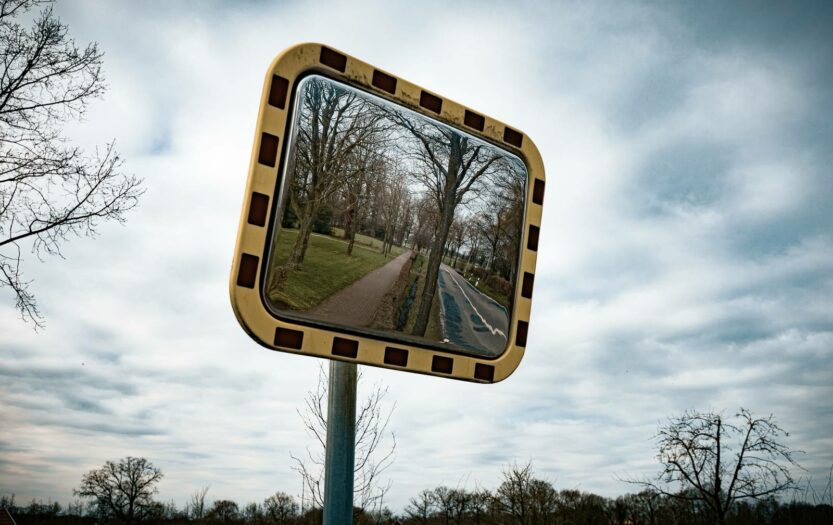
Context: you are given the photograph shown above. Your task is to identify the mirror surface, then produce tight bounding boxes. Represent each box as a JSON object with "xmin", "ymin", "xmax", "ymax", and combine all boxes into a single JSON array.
[{"xmin": 264, "ymin": 75, "xmax": 528, "ymax": 358}]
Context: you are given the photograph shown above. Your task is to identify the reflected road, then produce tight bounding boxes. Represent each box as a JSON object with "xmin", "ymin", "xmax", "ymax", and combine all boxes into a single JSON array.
[{"xmin": 437, "ymin": 264, "xmax": 509, "ymax": 357}]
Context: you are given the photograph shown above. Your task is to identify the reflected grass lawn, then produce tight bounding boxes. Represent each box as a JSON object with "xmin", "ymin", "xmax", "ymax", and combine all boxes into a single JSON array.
[
  {"xmin": 268, "ymin": 229, "xmax": 400, "ymax": 310},
  {"xmin": 472, "ymin": 280, "xmax": 511, "ymax": 311},
  {"xmin": 330, "ymin": 227, "xmax": 405, "ymax": 257}
]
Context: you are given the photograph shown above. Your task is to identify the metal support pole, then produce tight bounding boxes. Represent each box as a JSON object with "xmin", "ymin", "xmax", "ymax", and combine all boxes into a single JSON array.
[{"xmin": 323, "ymin": 360, "xmax": 357, "ymax": 525}]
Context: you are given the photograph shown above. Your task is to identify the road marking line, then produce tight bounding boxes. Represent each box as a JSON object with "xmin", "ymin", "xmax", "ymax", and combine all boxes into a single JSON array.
[
  {"xmin": 453, "ymin": 267, "xmax": 509, "ymax": 315},
  {"xmin": 442, "ymin": 267, "xmax": 507, "ymax": 340}
]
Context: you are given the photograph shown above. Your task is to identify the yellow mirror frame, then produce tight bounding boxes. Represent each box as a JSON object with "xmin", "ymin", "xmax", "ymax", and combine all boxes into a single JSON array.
[{"xmin": 229, "ymin": 43, "xmax": 545, "ymax": 383}]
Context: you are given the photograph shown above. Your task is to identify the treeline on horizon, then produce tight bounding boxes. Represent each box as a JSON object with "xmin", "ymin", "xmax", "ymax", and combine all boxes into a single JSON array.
[{"xmin": 4, "ymin": 463, "xmax": 832, "ymax": 525}]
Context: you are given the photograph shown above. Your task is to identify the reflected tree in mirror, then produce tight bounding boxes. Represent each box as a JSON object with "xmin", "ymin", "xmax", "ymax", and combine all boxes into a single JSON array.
[
  {"xmin": 283, "ymin": 78, "xmax": 388, "ymax": 269},
  {"xmin": 266, "ymin": 75, "xmax": 528, "ymax": 359}
]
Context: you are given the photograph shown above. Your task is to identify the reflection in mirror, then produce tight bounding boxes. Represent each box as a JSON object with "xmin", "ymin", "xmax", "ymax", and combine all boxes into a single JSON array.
[{"xmin": 264, "ymin": 75, "xmax": 528, "ymax": 358}]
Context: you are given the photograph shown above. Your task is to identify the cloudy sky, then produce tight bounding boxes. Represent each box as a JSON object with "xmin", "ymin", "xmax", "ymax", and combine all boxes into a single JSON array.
[{"xmin": 2, "ymin": 0, "xmax": 832, "ymax": 513}]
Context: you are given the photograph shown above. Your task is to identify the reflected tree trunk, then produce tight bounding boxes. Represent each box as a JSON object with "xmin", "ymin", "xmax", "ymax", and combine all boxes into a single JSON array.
[
  {"xmin": 347, "ymin": 230, "xmax": 357, "ymax": 255},
  {"xmin": 409, "ymin": 130, "xmax": 504, "ymax": 337},
  {"xmin": 412, "ymin": 170, "xmax": 457, "ymax": 335},
  {"xmin": 344, "ymin": 190, "xmax": 357, "ymax": 255},
  {"xmin": 288, "ymin": 212, "xmax": 315, "ymax": 269},
  {"xmin": 343, "ymin": 202, "xmax": 353, "ymax": 240}
]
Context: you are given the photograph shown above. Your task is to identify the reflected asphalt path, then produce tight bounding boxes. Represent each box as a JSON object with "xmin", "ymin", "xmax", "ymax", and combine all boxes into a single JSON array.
[
  {"xmin": 437, "ymin": 264, "xmax": 509, "ymax": 357},
  {"xmin": 307, "ymin": 250, "xmax": 412, "ymax": 327}
]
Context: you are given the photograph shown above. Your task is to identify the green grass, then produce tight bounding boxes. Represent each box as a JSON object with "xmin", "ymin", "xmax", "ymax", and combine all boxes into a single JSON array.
[
  {"xmin": 473, "ymin": 280, "xmax": 511, "ymax": 311},
  {"xmin": 267, "ymin": 229, "xmax": 400, "ymax": 310},
  {"xmin": 458, "ymin": 267, "xmax": 511, "ymax": 310},
  {"xmin": 411, "ymin": 253, "xmax": 425, "ymax": 275},
  {"xmin": 330, "ymin": 227, "xmax": 405, "ymax": 257}
]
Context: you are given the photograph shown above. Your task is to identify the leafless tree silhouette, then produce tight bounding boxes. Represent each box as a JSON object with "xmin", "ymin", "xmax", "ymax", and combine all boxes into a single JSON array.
[
  {"xmin": 629, "ymin": 408, "xmax": 801, "ymax": 525},
  {"xmin": 0, "ymin": 0, "xmax": 143, "ymax": 327},
  {"xmin": 284, "ymin": 77, "xmax": 386, "ymax": 269},
  {"xmin": 75, "ymin": 457, "xmax": 162, "ymax": 525},
  {"xmin": 187, "ymin": 486, "xmax": 210, "ymax": 521},
  {"xmin": 387, "ymin": 112, "xmax": 504, "ymax": 336},
  {"xmin": 291, "ymin": 365, "xmax": 396, "ymax": 516},
  {"xmin": 262, "ymin": 492, "xmax": 298, "ymax": 524}
]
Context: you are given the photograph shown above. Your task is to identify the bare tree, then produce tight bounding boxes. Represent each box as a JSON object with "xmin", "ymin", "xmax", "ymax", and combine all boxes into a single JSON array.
[
  {"xmin": 147, "ymin": 500, "xmax": 180, "ymax": 522},
  {"xmin": 389, "ymin": 113, "xmax": 504, "ymax": 336},
  {"xmin": 469, "ymin": 158, "xmax": 525, "ymax": 281},
  {"xmin": 340, "ymin": 144, "xmax": 386, "ymax": 256},
  {"xmin": 187, "ymin": 486, "xmax": 210, "ymax": 521},
  {"xmin": 291, "ymin": 365, "xmax": 396, "ymax": 515},
  {"xmin": 409, "ymin": 194, "xmax": 437, "ymax": 253},
  {"xmin": 556, "ymin": 490, "xmax": 609, "ymax": 524},
  {"xmin": 262, "ymin": 492, "xmax": 298, "ymax": 524},
  {"xmin": 0, "ymin": 0, "xmax": 143, "ymax": 327},
  {"xmin": 631, "ymin": 408, "xmax": 801, "ymax": 525},
  {"xmin": 404, "ymin": 489, "xmax": 434, "ymax": 525},
  {"xmin": 75, "ymin": 457, "xmax": 163, "ymax": 525},
  {"xmin": 431, "ymin": 486, "xmax": 479, "ymax": 525},
  {"xmin": 527, "ymin": 479, "xmax": 558, "ymax": 524},
  {"xmin": 283, "ymin": 77, "xmax": 385, "ymax": 268},
  {"xmin": 377, "ymin": 169, "xmax": 408, "ymax": 257},
  {"xmin": 241, "ymin": 502, "xmax": 263, "ymax": 525},
  {"xmin": 446, "ymin": 215, "xmax": 468, "ymax": 269},
  {"xmin": 494, "ymin": 462, "xmax": 535, "ymax": 525},
  {"xmin": 467, "ymin": 487, "xmax": 493, "ymax": 525},
  {"xmin": 207, "ymin": 500, "xmax": 239, "ymax": 525}
]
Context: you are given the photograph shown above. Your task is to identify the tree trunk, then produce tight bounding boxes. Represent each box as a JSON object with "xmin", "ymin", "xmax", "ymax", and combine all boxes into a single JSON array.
[
  {"xmin": 411, "ymin": 202, "xmax": 454, "ymax": 336},
  {"xmin": 347, "ymin": 230, "xmax": 356, "ymax": 255},
  {"xmin": 489, "ymin": 235, "xmax": 500, "ymax": 272},
  {"xmin": 288, "ymin": 213, "xmax": 314, "ymax": 269},
  {"xmin": 299, "ymin": 222, "xmax": 313, "ymax": 261},
  {"xmin": 343, "ymin": 190, "xmax": 358, "ymax": 245},
  {"xmin": 411, "ymin": 133, "xmax": 466, "ymax": 336},
  {"xmin": 343, "ymin": 205, "xmax": 352, "ymax": 240}
]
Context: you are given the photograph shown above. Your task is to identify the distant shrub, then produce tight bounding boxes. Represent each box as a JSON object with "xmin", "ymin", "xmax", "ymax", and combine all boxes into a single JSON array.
[
  {"xmin": 312, "ymin": 207, "xmax": 333, "ymax": 234},
  {"xmin": 486, "ymin": 275, "xmax": 512, "ymax": 296}
]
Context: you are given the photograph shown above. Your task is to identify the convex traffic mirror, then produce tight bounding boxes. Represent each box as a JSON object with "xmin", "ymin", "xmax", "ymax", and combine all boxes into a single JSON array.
[{"xmin": 230, "ymin": 44, "xmax": 545, "ymax": 382}]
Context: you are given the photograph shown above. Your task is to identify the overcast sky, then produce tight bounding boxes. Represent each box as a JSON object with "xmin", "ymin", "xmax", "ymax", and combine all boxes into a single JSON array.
[{"xmin": 2, "ymin": 0, "xmax": 832, "ymax": 514}]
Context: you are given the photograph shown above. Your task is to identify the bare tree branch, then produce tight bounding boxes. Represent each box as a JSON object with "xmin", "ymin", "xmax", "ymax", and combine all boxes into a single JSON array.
[
  {"xmin": 624, "ymin": 408, "xmax": 802, "ymax": 525},
  {"xmin": 291, "ymin": 364, "xmax": 396, "ymax": 515},
  {"xmin": 0, "ymin": 0, "xmax": 143, "ymax": 327}
]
